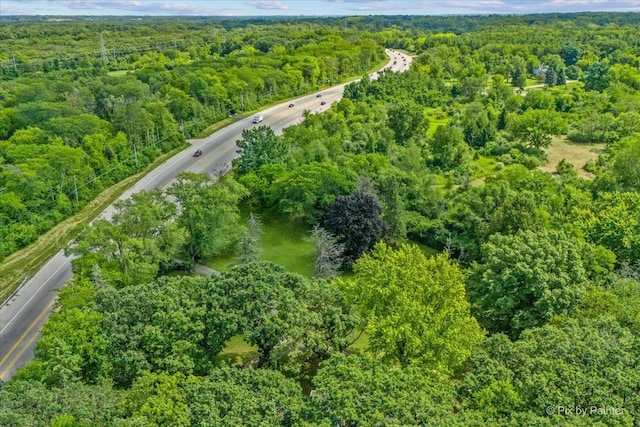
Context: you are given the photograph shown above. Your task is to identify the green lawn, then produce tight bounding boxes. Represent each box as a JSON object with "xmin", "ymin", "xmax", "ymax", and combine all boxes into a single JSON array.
[
  {"xmin": 524, "ymin": 78, "xmax": 539, "ymax": 87},
  {"xmin": 416, "ymin": 242, "xmax": 440, "ymax": 257},
  {"xmin": 426, "ymin": 108, "xmax": 451, "ymax": 136},
  {"xmin": 106, "ymin": 69, "xmax": 131, "ymax": 76},
  {"xmin": 207, "ymin": 215, "xmax": 316, "ymax": 277},
  {"xmin": 217, "ymin": 335, "xmax": 258, "ymax": 367},
  {"xmin": 471, "ymin": 154, "xmax": 498, "ymax": 179}
]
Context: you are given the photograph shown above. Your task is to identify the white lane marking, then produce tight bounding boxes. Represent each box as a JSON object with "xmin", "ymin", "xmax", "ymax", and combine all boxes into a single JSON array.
[{"xmin": 0, "ymin": 254, "xmax": 69, "ymax": 336}]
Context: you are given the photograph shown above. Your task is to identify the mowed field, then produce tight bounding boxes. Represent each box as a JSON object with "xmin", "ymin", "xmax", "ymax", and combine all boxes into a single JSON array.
[{"xmin": 540, "ymin": 136, "xmax": 605, "ymax": 178}]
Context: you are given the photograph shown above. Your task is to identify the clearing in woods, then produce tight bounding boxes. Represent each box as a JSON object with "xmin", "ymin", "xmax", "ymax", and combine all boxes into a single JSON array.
[{"xmin": 540, "ymin": 136, "xmax": 605, "ymax": 179}]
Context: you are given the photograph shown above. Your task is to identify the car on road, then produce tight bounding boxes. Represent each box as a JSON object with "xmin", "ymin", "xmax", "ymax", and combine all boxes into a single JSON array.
[
  {"xmin": 252, "ymin": 115, "xmax": 263, "ymax": 123},
  {"xmin": 316, "ymin": 93, "xmax": 322, "ymax": 97},
  {"xmin": 288, "ymin": 103, "xmax": 295, "ymax": 107},
  {"xmin": 320, "ymin": 101, "xmax": 327, "ymax": 105},
  {"xmin": 193, "ymin": 149, "xmax": 202, "ymax": 157}
]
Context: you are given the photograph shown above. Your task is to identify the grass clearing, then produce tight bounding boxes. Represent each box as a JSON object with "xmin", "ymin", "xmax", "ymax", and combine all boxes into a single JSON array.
[
  {"xmin": 524, "ymin": 78, "xmax": 539, "ymax": 87},
  {"xmin": 540, "ymin": 136, "xmax": 605, "ymax": 179},
  {"xmin": 0, "ymin": 145, "xmax": 187, "ymax": 303},
  {"xmin": 106, "ymin": 70, "xmax": 131, "ymax": 77},
  {"xmin": 207, "ymin": 215, "xmax": 316, "ymax": 277},
  {"xmin": 345, "ymin": 329, "xmax": 369, "ymax": 354},
  {"xmin": 471, "ymin": 155, "xmax": 497, "ymax": 179},
  {"xmin": 416, "ymin": 242, "xmax": 440, "ymax": 257},
  {"xmin": 425, "ymin": 108, "xmax": 450, "ymax": 136},
  {"xmin": 218, "ymin": 335, "xmax": 259, "ymax": 367}
]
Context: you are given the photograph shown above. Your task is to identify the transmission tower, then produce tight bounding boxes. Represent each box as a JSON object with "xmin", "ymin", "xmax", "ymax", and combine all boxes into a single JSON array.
[{"xmin": 99, "ymin": 32, "xmax": 109, "ymax": 64}]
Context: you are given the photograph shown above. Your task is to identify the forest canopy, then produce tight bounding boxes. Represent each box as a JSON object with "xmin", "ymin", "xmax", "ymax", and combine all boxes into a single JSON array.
[{"xmin": 2, "ymin": 13, "xmax": 640, "ymax": 427}]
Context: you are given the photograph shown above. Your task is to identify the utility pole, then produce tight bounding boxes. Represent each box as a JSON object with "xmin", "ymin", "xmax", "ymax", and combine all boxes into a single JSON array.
[
  {"xmin": 73, "ymin": 175, "xmax": 79, "ymax": 203},
  {"xmin": 99, "ymin": 32, "xmax": 109, "ymax": 64},
  {"xmin": 133, "ymin": 143, "xmax": 139, "ymax": 168}
]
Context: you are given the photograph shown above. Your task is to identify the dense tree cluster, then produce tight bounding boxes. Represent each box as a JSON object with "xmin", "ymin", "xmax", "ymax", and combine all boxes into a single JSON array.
[{"xmin": 69, "ymin": 172, "xmax": 246, "ymax": 287}]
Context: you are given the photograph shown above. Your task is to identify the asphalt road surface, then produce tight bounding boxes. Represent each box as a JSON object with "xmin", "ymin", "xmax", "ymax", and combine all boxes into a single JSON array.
[{"xmin": 0, "ymin": 49, "xmax": 412, "ymax": 381}]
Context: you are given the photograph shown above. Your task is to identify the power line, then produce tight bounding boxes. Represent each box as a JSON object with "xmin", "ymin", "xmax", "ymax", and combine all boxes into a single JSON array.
[{"xmin": 99, "ymin": 32, "xmax": 109, "ymax": 64}]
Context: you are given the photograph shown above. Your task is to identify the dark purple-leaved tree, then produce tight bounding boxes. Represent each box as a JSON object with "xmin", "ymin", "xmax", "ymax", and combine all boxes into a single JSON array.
[{"xmin": 324, "ymin": 191, "xmax": 388, "ymax": 266}]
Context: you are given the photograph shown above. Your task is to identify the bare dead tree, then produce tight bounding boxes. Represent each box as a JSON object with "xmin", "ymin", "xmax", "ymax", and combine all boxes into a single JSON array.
[
  {"xmin": 311, "ymin": 225, "xmax": 345, "ymax": 278},
  {"xmin": 238, "ymin": 213, "xmax": 262, "ymax": 264}
]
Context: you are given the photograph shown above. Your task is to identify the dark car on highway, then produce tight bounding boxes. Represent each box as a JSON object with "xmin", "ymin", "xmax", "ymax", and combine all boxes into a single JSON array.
[
  {"xmin": 193, "ymin": 149, "xmax": 202, "ymax": 157},
  {"xmin": 289, "ymin": 103, "xmax": 295, "ymax": 107}
]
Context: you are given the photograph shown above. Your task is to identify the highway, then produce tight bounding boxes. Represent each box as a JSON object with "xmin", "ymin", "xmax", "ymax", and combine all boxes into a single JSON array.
[{"xmin": 0, "ymin": 49, "xmax": 412, "ymax": 381}]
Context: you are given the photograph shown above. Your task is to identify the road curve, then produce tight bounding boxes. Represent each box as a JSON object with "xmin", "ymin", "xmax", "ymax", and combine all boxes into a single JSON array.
[{"xmin": 0, "ymin": 49, "xmax": 412, "ymax": 381}]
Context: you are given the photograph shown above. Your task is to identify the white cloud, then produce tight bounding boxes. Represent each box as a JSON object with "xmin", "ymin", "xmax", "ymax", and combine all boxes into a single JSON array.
[
  {"xmin": 4, "ymin": 0, "xmax": 640, "ymax": 16},
  {"xmin": 328, "ymin": 0, "xmax": 392, "ymax": 3},
  {"xmin": 0, "ymin": 5, "xmax": 35, "ymax": 14},
  {"xmin": 247, "ymin": 1, "xmax": 289, "ymax": 10},
  {"xmin": 425, "ymin": 0, "xmax": 640, "ymax": 13},
  {"xmin": 4, "ymin": 0, "xmax": 217, "ymax": 15}
]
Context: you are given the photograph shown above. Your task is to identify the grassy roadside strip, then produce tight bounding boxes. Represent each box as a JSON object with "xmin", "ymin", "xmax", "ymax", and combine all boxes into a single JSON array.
[
  {"xmin": 0, "ymin": 145, "xmax": 187, "ymax": 303},
  {"xmin": 195, "ymin": 118, "xmax": 236, "ymax": 139}
]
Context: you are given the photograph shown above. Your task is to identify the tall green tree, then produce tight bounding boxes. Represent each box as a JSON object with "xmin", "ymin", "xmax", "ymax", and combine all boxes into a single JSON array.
[
  {"xmin": 609, "ymin": 136, "xmax": 640, "ymax": 190},
  {"xmin": 584, "ymin": 191, "xmax": 640, "ymax": 264},
  {"xmin": 470, "ymin": 229, "xmax": 589, "ymax": 337},
  {"xmin": 233, "ymin": 126, "xmax": 288, "ymax": 177},
  {"xmin": 560, "ymin": 44, "xmax": 580, "ymax": 66},
  {"xmin": 269, "ymin": 162, "xmax": 353, "ymax": 224},
  {"xmin": 339, "ymin": 243, "xmax": 483, "ymax": 371},
  {"xmin": 169, "ymin": 173, "xmax": 247, "ymax": 262},
  {"xmin": 461, "ymin": 101, "xmax": 496, "ymax": 149},
  {"xmin": 459, "ymin": 318, "xmax": 640, "ymax": 425},
  {"xmin": 69, "ymin": 190, "xmax": 184, "ymax": 288},
  {"xmin": 217, "ymin": 262, "xmax": 310, "ymax": 368},
  {"xmin": 182, "ymin": 367, "xmax": 306, "ymax": 427},
  {"xmin": 429, "ymin": 124, "xmax": 471, "ymax": 172},
  {"xmin": 387, "ymin": 100, "xmax": 428, "ymax": 145},
  {"xmin": 584, "ymin": 61, "xmax": 612, "ymax": 92},
  {"xmin": 510, "ymin": 55, "xmax": 528, "ymax": 88},
  {"xmin": 29, "ymin": 306, "xmax": 109, "ymax": 387},
  {"xmin": 0, "ymin": 379, "xmax": 126, "ymax": 427},
  {"xmin": 508, "ymin": 109, "xmax": 564, "ymax": 149},
  {"xmin": 124, "ymin": 371, "xmax": 190, "ymax": 427},
  {"xmin": 310, "ymin": 354, "xmax": 456, "ymax": 426},
  {"xmin": 95, "ymin": 275, "xmax": 237, "ymax": 387}
]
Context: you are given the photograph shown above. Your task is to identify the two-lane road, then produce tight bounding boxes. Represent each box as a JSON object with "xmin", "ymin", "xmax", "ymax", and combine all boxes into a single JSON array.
[{"xmin": 0, "ymin": 49, "xmax": 412, "ymax": 381}]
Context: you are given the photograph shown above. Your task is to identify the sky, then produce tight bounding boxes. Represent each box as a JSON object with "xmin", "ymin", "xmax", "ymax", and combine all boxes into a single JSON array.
[{"xmin": 1, "ymin": 0, "xmax": 640, "ymax": 16}]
